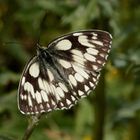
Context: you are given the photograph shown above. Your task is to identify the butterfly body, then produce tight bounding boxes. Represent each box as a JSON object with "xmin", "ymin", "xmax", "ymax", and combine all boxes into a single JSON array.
[{"xmin": 18, "ymin": 30, "xmax": 112, "ymax": 115}]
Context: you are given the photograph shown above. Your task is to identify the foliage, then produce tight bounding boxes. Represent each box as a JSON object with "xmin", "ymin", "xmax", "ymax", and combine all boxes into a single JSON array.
[{"xmin": 0, "ymin": 0, "xmax": 140, "ymax": 140}]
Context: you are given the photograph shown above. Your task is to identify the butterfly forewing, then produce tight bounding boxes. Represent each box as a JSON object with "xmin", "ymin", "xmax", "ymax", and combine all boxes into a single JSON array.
[
  {"xmin": 18, "ymin": 30, "xmax": 112, "ymax": 115},
  {"xmin": 48, "ymin": 30, "xmax": 112, "ymax": 72}
]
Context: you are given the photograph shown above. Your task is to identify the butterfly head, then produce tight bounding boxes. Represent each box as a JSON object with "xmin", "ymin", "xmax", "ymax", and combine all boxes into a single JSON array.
[{"xmin": 36, "ymin": 44, "xmax": 46, "ymax": 55}]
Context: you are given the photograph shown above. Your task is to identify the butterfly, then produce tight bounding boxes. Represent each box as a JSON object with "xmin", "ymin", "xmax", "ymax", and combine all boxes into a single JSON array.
[{"xmin": 18, "ymin": 30, "xmax": 112, "ymax": 115}]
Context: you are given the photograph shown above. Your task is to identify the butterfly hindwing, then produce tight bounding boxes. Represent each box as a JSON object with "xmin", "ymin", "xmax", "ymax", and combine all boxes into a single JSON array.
[{"xmin": 18, "ymin": 30, "xmax": 112, "ymax": 115}]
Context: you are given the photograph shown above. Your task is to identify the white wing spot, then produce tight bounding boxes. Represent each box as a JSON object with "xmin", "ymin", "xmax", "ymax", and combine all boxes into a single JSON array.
[
  {"xmin": 71, "ymin": 49, "xmax": 83, "ymax": 58},
  {"xmin": 20, "ymin": 94, "xmax": 24, "ymax": 100},
  {"xmin": 72, "ymin": 55, "xmax": 85, "ymax": 66},
  {"xmin": 29, "ymin": 63, "xmax": 39, "ymax": 78},
  {"xmin": 72, "ymin": 65, "xmax": 89, "ymax": 79},
  {"xmin": 99, "ymin": 53, "xmax": 105, "ymax": 58},
  {"xmin": 51, "ymin": 100, "xmax": 56, "ymax": 106},
  {"xmin": 23, "ymin": 95, "xmax": 27, "ymax": 100},
  {"xmin": 92, "ymin": 36, "xmax": 97, "ymax": 40},
  {"xmin": 21, "ymin": 77, "xmax": 25, "ymax": 85},
  {"xmin": 71, "ymin": 95, "xmax": 76, "ymax": 101},
  {"xmin": 51, "ymin": 84, "xmax": 58, "ymax": 96},
  {"xmin": 40, "ymin": 104, "xmax": 44, "ymax": 110},
  {"xmin": 73, "ymin": 92, "xmax": 77, "ymax": 96},
  {"xmin": 56, "ymin": 39, "xmax": 72, "ymax": 50},
  {"xmin": 60, "ymin": 102, "xmax": 64, "ymax": 107},
  {"xmin": 84, "ymin": 53, "xmax": 96, "ymax": 62},
  {"xmin": 24, "ymin": 82, "xmax": 29, "ymax": 91},
  {"xmin": 92, "ymin": 40, "xmax": 103, "ymax": 46},
  {"xmin": 89, "ymin": 82, "xmax": 94, "ymax": 87},
  {"xmin": 40, "ymin": 110, "xmax": 45, "ymax": 113},
  {"xmin": 47, "ymin": 69, "xmax": 54, "ymax": 81},
  {"xmin": 91, "ymin": 73, "xmax": 96, "ymax": 77},
  {"xmin": 41, "ymin": 90, "xmax": 48, "ymax": 102},
  {"xmin": 58, "ymin": 59, "xmax": 71, "ymax": 69},
  {"xmin": 46, "ymin": 103, "xmax": 50, "ymax": 109},
  {"xmin": 24, "ymin": 82, "xmax": 35, "ymax": 99},
  {"xmin": 75, "ymin": 73, "xmax": 84, "ymax": 82},
  {"xmin": 35, "ymin": 91, "xmax": 42, "ymax": 103},
  {"xmin": 92, "ymin": 77, "xmax": 96, "ymax": 82},
  {"xmin": 43, "ymin": 80, "xmax": 51, "ymax": 94},
  {"xmin": 84, "ymin": 85, "xmax": 90, "ymax": 92},
  {"xmin": 30, "ymin": 85, "xmax": 35, "ymax": 99},
  {"xmin": 56, "ymin": 87, "xmax": 65, "ymax": 98},
  {"xmin": 92, "ymin": 32, "xmax": 98, "ymax": 36},
  {"xmin": 69, "ymin": 74, "xmax": 77, "ymax": 86},
  {"xmin": 47, "ymin": 108, "xmax": 52, "ymax": 112},
  {"xmin": 38, "ymin": 78, "xmax": 45, "ymax": 91},
  {"xmin": 66, "ymin": 99, "xmax": 71, "ymax": 105},
  {"xmin": 97, "ymin": 59, "xmax": 103, "ymax": 64},
  {"xmin": 78, "ymin": 90, "xmax": 84, "ymax": 96},
  {"xmin": 78, "ymin": 35, "xmax": 95, "ymax": 48},
  {"xmin": 86, "ymin": 48, "xmax": 99, "ymax": 55},
  {"xmin": 58, "ymin": 82, "xmax": 68, "ymax": 92},
  {"xmin": 92, "ymin": 65, "xmax": 98, "ymax": 70},
  {"xmin": 28, "ymin": 95, "xmax": 33, "ymax": 107}
]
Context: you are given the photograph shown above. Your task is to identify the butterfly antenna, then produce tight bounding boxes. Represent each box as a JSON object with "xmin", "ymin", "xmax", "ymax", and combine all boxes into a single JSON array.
[
  {"xmin": 36, "ymin": 12, "xmax": 48, "ymax": 48},
  {"xmin": 36, "ymin": 43, "xmax": 42, "ymax": 55}
]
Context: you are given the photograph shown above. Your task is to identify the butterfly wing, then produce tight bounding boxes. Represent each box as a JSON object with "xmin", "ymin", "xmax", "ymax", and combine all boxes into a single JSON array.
[
  {"xmin": 47, "ymin": 29, "xmax": 112, "ymax": 108},
  {"xmin": 47, "ymin": 30, "xmax": 112, "ymax": 72},
  {"xmin": 18, "ymin": 30, "xmax": 112, "ymax": 115}
]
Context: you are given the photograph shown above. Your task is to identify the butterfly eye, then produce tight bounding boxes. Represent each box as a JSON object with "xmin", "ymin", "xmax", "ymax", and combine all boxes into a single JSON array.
[{"xmin": 18, "ymin": 30, "xmax": 112, "ymax": 115}]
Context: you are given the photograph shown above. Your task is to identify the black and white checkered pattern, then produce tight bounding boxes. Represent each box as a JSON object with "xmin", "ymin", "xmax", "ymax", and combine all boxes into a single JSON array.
[{"xmin": 18, "ymin": 30, "xmax": 112, "ymax": 115}]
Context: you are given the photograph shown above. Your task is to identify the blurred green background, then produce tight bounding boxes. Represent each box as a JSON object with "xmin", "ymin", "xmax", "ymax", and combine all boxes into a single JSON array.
[{"xmin": 0, "ymin": 0, "xmax": 140, "ymax": 140}]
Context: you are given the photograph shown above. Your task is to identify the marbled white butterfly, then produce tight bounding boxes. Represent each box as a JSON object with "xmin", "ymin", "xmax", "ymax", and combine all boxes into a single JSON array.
[{"xmin": 18, "ymin": 30, "xmax": 112, "ymax": 115}]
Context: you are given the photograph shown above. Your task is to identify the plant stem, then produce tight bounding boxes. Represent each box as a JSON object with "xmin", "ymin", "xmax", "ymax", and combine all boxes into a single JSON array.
[{"xmin": 22, "ymin": 114, "xmax": 42, "ymax": 140}]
